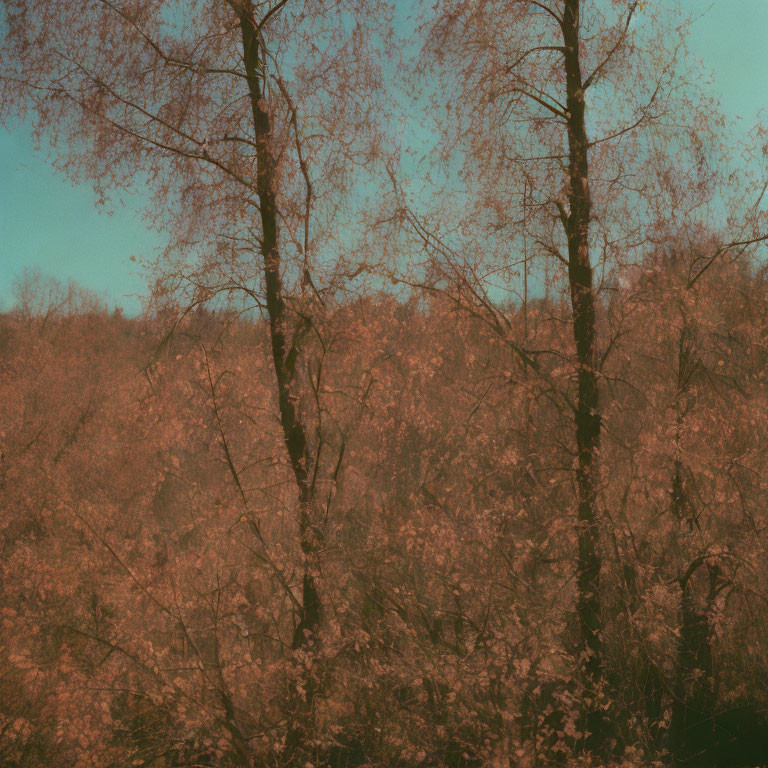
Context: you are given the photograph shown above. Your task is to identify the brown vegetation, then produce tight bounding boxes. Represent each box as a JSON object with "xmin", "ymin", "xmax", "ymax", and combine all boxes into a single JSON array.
[{"xmin": 2, "ymin": 1, "xmax": 768, "ymax": 766}]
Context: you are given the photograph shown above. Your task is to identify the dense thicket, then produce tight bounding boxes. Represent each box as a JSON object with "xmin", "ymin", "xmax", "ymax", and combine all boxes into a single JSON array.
[{"xmin": 2, "ymin": 252, "xmax": 768, "ymax": 768}]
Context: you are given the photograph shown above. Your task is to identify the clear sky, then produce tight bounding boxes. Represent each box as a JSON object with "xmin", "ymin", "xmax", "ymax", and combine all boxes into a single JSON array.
[{"xmin": 1, "ymin": 1, "xmax": 767, "ymax": 314}]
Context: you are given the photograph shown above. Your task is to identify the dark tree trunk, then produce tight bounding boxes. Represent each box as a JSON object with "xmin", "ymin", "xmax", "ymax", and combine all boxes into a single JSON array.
[
  {"xmin": 671, "ymin": 559, "xmax": 719, "ymax": 765},
  {"xmin": 236, "ymin": 1, "xmax": 321, "ymax": 649},
  {"xmin": 235, "ymin": 5, "xmax": 324, "ymax": 761},
  {"xmin": 561, "ymin": 0, "xmax": 606, "ymax": 751}
]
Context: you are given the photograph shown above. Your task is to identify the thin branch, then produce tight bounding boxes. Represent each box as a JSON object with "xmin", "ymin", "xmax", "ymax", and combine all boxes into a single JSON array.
[
  {"xmin": 508, "ymin": 85, "xmax": 568, "ymax": 120},
  {"xmin": 535, "ymin": 237, "xmax": 569, "ymax": 266},
  {"xmin": 97, "ymin": 0, "xmax": 247, "ymax": 79},
  {"xmin": 521, "ymin": 0, "xmax": 564, "ymax": 26},
  {"xmin": 583, "ymin": 1, "xmax": 640, "ymax": 90},
  {"xmin": 386, "ymin": 166, "xmax": 541, "ymax": 370},
  {"xmin": 589, "ymin": 79, "xmax": 664, "ymax": 147},
  {"xmin": 202, "ymin": 347, "xmax": 303, "ymax": 614},
  {"xmin": 506, "ymin": 45, "xmax": 566, "ymax": 73},
  {"xmin": 69, "ymin": 505, "xmax": 175, "ymax": 619},
  {"xmin": 687, "ymin": 233, "xmax": 768, "ymax": 288},
  {"xmin": 272, "ymin": 73, "xmax": 320, "ymax": 302},
  {"xmin": 52, "ymin": 51, "xmax": 263, "ymax": 197},
  {"xmin": 256, "ymin": 0, "xmax": 292, "ymax": 33}
]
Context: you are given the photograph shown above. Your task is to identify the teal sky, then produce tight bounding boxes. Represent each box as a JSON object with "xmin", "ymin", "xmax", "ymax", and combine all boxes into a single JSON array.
[{"xmin": 1, "ymin": 1, "xmax": 767, "ymax": 314}]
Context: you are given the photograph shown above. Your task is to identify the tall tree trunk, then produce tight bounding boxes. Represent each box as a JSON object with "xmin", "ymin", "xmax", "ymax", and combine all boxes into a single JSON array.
[
  {"xmin": 561, "ymin": 0, "xmax": 605, "ymax": 751},
  {"xmin": 236, "ymin": 5, "xmax": 322, "ymax": 760},
  {"xmin": 668, "ymin": 323, "xmax": 716, "ymax": 763},
  {"xmin": 235, "ymin": 0, "xmax": 321, "ymax": 650},
  {"xmin": 671, "ymin": 558, "xmax": 719, "ymax": 765}
]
